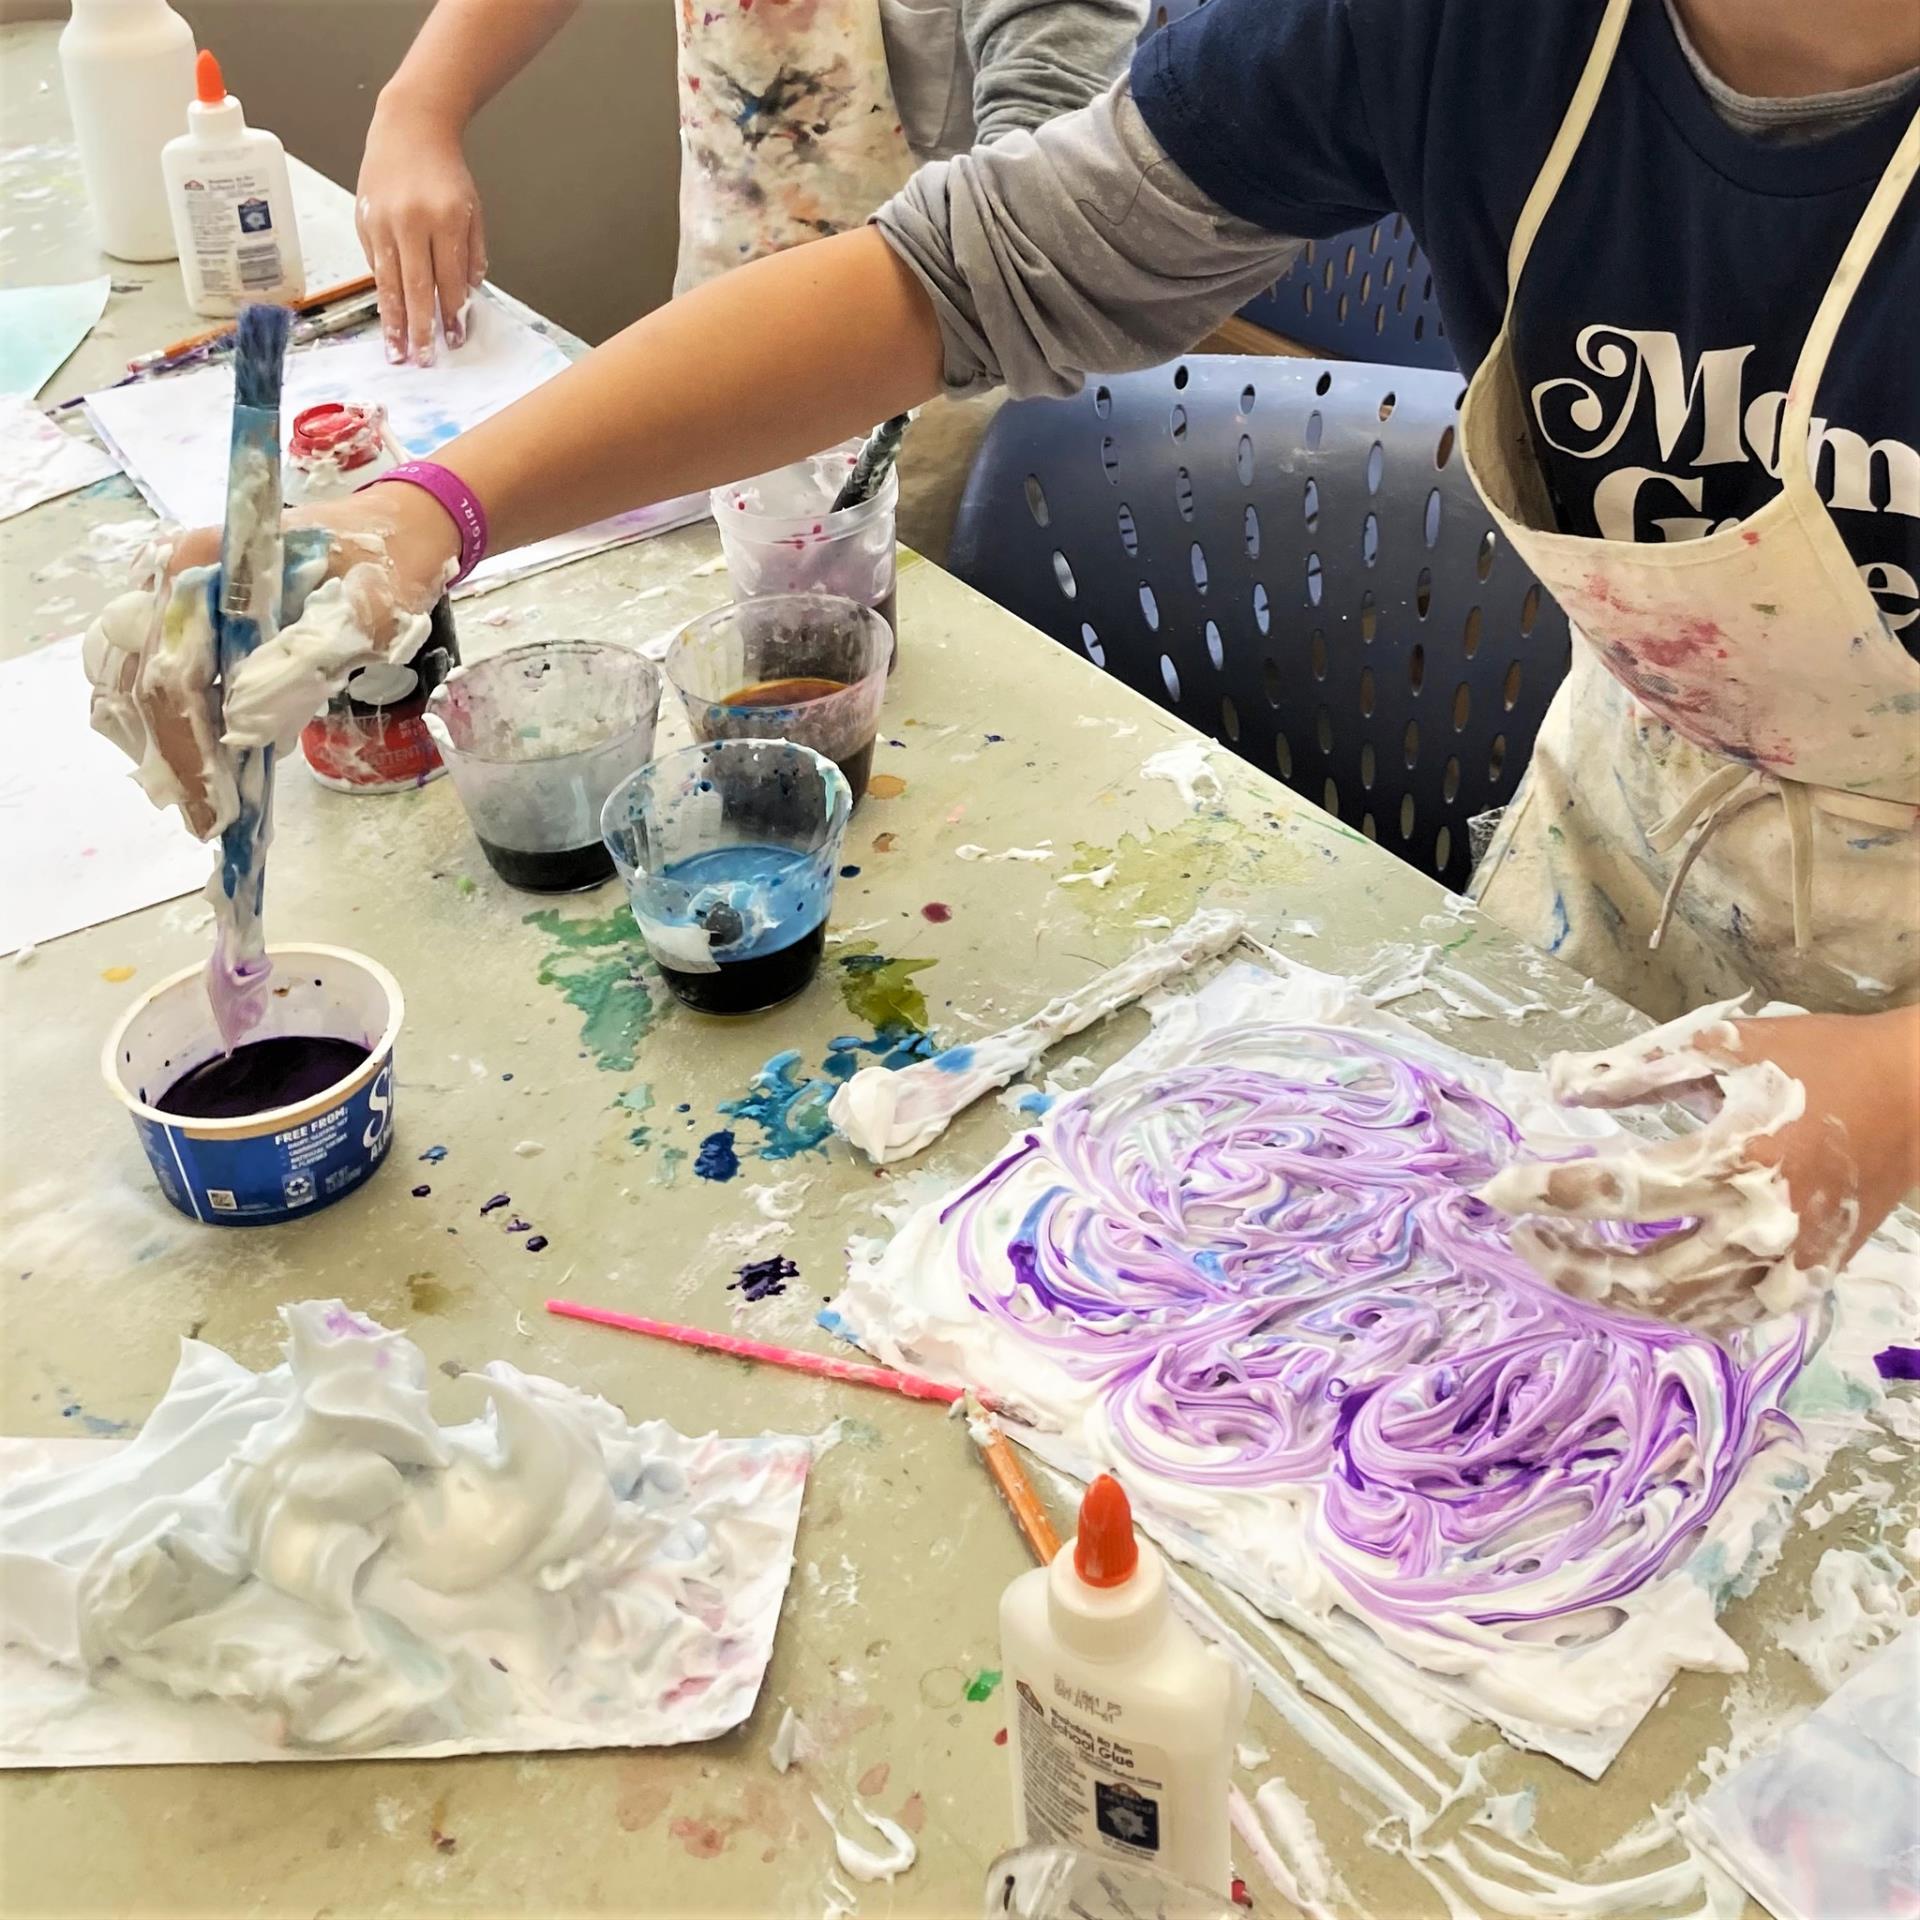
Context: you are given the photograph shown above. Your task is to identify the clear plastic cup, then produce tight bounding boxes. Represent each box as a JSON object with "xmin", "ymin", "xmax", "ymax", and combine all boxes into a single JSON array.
[
  {"xmin": 424, "ymin": 640, "xmax": 661, "ymax": 893},
  {"xmin": 712, "ymin": 438, "xmax": 899, "ymax": 656},
  {"xmin": 600, "ymin": 739, "xmax": 852, "ymax": 1016},
  {"xmin": 664, "ymin": 593, "xmax": 891, "ymax": 806}
]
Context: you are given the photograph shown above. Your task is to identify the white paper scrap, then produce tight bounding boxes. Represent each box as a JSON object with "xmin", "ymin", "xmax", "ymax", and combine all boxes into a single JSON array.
[{"xmin": 0, "ymin": 395, "xmax": 119, "ymax": 523}]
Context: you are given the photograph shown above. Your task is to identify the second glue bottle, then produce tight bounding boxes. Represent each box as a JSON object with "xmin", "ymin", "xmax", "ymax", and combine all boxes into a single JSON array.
[
  {"xmin": 1000, "ymin": 1474, "xmax": 1248, "ymax": 1896},
  {"xmin": 162, "ymin": 50, "xmax": 304, "ymax": 316}
]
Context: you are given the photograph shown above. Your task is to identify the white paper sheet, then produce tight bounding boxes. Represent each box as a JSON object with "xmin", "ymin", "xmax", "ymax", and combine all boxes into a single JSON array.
[
  {"xmin": 0, "ymin": 394, "xmax": 120, "ymax": 522},
  {"xmin": 0, "ymin": 635, "xmax": 209, "ymax": 955},
  {"xmin": 83, "ymin": 296, "xmax": 708, "ymax": 596}
]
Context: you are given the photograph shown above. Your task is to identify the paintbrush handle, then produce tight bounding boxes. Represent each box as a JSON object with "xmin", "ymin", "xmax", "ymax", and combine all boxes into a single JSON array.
[
  {"xmin": 546, "ymin": 1298, "xmax": 965, "ymax": 1406},
  {"xmin": 831, "ymin": 414, "xmax": 909, "ymax": 513},
  {"xmin": 978, "ymin": 1426, "xmax": 1061, "ymax": 1564},
  {"xmin": 130, "ymin": 275, "xmax": 377, "ymax": 372}
]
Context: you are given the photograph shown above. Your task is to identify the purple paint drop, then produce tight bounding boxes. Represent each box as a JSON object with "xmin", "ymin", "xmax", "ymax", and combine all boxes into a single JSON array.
[
  {"xmin": 411, "ymin": 1184, "xmax": 431, "ymax": 1198},
  {"xmin": 525, "ymin": 1235, "xmax": 549, "ymax": 1253},
  {"xmin": 1873, "ymin": 1345, "xmax": 1920, "ymax": 1382},
  {"xmin": 480, "ymin": 1193, "xmax": 510, "ymax": 1215},
  {"xmin": 729, "ymin": 1254, "xmax": 799, "ymax": 1302},
  {"xmin": 504, "ymin": 1216, "xmax": 532, "ymax": 1234}
]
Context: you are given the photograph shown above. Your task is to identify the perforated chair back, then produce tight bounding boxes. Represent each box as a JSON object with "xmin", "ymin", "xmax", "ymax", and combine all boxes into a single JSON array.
[
  {"xmin": 1243, "ymin": 220, "xmax": 1454, "ymax": 370},
  {"xmin": 948, "ymin": 357, "xmax": 1571, "ymax": 891}
]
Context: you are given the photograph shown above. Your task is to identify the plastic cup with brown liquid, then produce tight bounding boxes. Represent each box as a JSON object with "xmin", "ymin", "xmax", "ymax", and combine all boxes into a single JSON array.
[{"xmin": 664, "ymin": 593, "xmax": 890, "ymax": 805}]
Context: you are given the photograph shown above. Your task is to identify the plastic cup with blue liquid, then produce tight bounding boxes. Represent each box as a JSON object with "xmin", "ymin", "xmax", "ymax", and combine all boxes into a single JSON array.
[{"xmin": 601, "ymin": 739, "xmax": 852, "ymax": 1015}]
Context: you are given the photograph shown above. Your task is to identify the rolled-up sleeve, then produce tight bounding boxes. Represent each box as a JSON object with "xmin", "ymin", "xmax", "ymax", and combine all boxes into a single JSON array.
[
  {"xmin": 874, "ymin": 80, "xmax": 1304, "ymax": 399},
  {"xmin": 966, "ymin": 0, "xmax": 1148, "ymax": 145}
]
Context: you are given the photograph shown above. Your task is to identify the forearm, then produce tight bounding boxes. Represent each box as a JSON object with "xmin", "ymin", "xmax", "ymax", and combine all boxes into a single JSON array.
[
  {"xmin": 375, "ymin": 0, "xmax": 582, "ymax": 129},
  {"xmin": 965, "ymin": 0, "xmax": 1148, "ymax": 143},
  {"xmin": 442, "ymin": 231, "xmax": 946, "ymax": 553}
]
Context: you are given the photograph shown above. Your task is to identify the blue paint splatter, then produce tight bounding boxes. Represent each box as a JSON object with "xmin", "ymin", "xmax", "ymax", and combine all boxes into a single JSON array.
[
  {"xmin": 816, "ymin": 1307, "xmax": 857, "ymax": 1343},
  {"xmin": 60, "ymin": 1398, "xmax": 133, "ymax": 1437},
  {"xmin": 718, "ymin": 1051, "xmax": 837, "ymax": 1161},
  {"xmin": 933, "ymin": 1045, "xmax": 976, "ymax": 1074},
  {"xmin": 1547, "ymin": 893, "xmax": 1571, "ymax": 954},
  {"xmin": 1015, "ymin": 1090, "xmax": 1053, "ymax": 1117},
  {"xmin": 840, "ymin": 864, "xmax": 861, "ymax": 878},
  {"xmin": 695, "ymin": 1130, "xmax": 740, "ymax": 1181},
  {"xmin": 984, "ymin": 733, "xmax": 1004, "ymax": 743},
  {"xmin": 419, "ymin": 1144, "xmax": 448, "ymax": 1163}
]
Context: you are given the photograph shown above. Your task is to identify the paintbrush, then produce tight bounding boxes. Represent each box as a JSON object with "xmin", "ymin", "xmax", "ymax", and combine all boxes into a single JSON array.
[
  {"xmin": 966, "ymin": 1391, "xmax": 1061, "ymax": 1565},
  {"xmin": 831, "ymin": 413, "xmax": 910, "ymax": 512},
  {"xmin": 127, "ymin": 275, "xmax": 377, "ymax": 375},
  {"xmin": 207, "ymin": 301, "xmax": 292, "ymax": 1050}
]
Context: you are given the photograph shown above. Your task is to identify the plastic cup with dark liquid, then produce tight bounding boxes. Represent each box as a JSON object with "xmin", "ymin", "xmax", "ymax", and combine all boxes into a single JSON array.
[
  {"xmin": 600, "ymin": 740, "xmax": 852, "ymax": 1015},
  {"xmin": 711, "ymin": 439, "xmax": 900, "ymax": 661},
  {"xmin": 425, "ymin": 640, "xmax": 661, "ymax": 892},
  {"xmin": 663, "ymin": 593, "xmax": 890, "ymax": 806}
]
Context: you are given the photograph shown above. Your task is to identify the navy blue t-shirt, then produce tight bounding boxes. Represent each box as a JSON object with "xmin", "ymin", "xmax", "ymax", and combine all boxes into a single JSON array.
[{"xmin": 1134, "ymin": 0, "xmax": 1920, "ymax": 657}]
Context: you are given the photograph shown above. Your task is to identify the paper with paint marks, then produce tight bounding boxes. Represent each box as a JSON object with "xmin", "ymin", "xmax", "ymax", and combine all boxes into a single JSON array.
[
  {"xmin": 0, "ymin": 1302, "xmax": 812, "ymax": 1768},
  {"xmin": 0, "ymin": 394, "xmax": 120, "ymax": 522},
  {"xmin": 0, "ymin": 634, "xmax": 210, "ymax": 955},
  {"xmin": 837, "ymin": 960, "xmax": 1920, "ymax": 1775},
  {"xmin": 83, "ymin": 297, "xmax": 708, "ymax": 596}
]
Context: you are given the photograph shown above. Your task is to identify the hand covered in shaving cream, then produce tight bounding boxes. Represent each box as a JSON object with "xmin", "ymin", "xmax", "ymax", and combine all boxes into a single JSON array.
[
  {"xmin": 1481, "ymin": 1000, "xmax": 1920, "ymax": 1327},
  {"xmin": 83, "ymin": 491, "xmax": 451, "ymax": 840}
]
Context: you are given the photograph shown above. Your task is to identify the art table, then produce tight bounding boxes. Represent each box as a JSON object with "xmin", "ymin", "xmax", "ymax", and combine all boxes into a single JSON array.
[{"xmin": 3, "ymin": 25, "xmax": 1914, "ymax": 1917}]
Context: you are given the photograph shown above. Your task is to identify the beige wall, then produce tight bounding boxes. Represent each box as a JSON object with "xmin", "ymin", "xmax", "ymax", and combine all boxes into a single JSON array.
[{"xmin": 170, "ymin": 0, "xmax": 682, "ymax": 345}]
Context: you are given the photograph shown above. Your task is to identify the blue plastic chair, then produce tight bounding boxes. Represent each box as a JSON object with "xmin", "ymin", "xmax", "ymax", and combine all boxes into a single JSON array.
[{"xmin": 948, "ymin": 356, "xmax": 1571, "ymax": 891}]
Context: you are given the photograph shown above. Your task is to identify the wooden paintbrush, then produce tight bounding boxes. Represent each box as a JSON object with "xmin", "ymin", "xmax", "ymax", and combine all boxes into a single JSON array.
[{"xmin": 966, "ymin": 1391, "xmax": 1061, "ymax": 1565}]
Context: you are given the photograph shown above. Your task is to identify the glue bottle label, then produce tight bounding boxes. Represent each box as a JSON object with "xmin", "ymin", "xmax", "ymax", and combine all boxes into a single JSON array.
[
  {"xmin": 178, "ymin": 172, "xmax": 286, "ymax": 297},
  {"xmin": 1014, "ymin": 1678, "xmax": 1169, "ymax": 1865}
]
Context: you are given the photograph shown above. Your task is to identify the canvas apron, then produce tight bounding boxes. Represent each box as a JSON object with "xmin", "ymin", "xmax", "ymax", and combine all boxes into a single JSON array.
[
  {"xmin": 674, "ymin": 0, "xmax": 918, "ymax": 294},
  {"xmin": 1466, "ymin": 0, "xmax": 1920, "ymax": 1022}
]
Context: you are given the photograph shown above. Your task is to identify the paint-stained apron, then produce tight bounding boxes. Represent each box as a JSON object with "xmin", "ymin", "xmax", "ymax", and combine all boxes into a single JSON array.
[
  {"xmin": 674, "ymin": 0, "xmax": 917, "ymax": 294},
  {"xmin": 1465, "ymin": 0, "xmax": 1920, "ymax": 1021}
]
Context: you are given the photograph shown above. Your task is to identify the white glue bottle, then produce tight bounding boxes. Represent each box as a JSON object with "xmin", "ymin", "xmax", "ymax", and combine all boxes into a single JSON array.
[
  {"xmin": 162, "ymin": 50, "xmax": 305, "ymax": 316},
  {"xmin": 1000, "ymin": 1474, "xmax": 1247, "ymax": 1895},
  {"xmin": 58, "ymin": 0, "xmax": 197, "ymax": 261}
]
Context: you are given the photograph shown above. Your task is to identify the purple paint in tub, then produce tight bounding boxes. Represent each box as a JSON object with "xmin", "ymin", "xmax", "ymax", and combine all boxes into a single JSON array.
[{"xmin": 103, "ymin": 944, "xmax": 403, "ymax": 1225}]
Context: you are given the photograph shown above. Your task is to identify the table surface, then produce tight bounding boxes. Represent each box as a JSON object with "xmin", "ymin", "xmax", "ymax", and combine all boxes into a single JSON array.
[{"xmin": 3, "ymin": 22, "xmax": 1908, "ymax": 1918}]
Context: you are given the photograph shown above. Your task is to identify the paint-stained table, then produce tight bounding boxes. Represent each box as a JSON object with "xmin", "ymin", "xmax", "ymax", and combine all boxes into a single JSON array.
[{"xmin": 5, "ymin": 24, "xmax": 1914, "ymax": 1919}]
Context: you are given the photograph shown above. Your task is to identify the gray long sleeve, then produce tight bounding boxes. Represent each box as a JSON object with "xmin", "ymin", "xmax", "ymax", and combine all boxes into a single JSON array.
[
  {"xmin": 966, "ymin": 0, "xmax": 1149, "ymax": 145},
  {"xmin": 875, "ymin": 80, "xmax": 1304, "ymax": 401}
]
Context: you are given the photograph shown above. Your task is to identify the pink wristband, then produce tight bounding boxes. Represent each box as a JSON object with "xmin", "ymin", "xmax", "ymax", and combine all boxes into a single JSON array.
[{"xmin": 364, "ymin": 460, "xmax": 489, "ymax": 587}]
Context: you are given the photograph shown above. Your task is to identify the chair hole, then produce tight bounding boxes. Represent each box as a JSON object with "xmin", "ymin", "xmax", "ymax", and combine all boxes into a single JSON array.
[
  {"xmin": 1323, "ymin": 775, "xmax": 1341, "ymax": 816},
  {"xmin": 1359, "ymin": 666, "xmax": 1375, "ymax": 717},
  {"xmin": 1337, "ymin": 293, "xmax": 1350, "ymax": 323},
  {"xmin": 1374, "ymin": 305, "xmax": 1386, "ymax": 336},
  {"xmin": 1392, "ymin": 213, "xmax": 1407, "ymax": 238},
  {"xmin": 1435, "ymin": 425, "xmax": 1455, "ymax": 469},
  {"xmin": 1520, "ymin": 583, "xmax": 1542, "ymax": 634},
  {"xmin": 1452, "ymin": 681, "xmax": 1472, "ymax": 730},
  {"xmin": 1240, "ymin": 383, "xmax": 1257, "ymax": 415},
  {"xmin": 1463, "ymin": 605, "xmax": 1483, "ymax": 657},
  {"xmin": 1206, "ymin": 620, "xmax": 1225, "ymax": 670},
  {"xmin": 1360, "ymin": 741, "xmax": 1376, "ymax": 790},
  {"xmin": 1094, "ymin": 385, "xmax": 1112, "ymax": 419},
  {"xmin": 1435, "ymin": 824, "xmax": 1453, "ymax": 872},
  {"xmin": 1409, "ymin": 643, "xmax": 1426, "ymax": 693},
  {"xmin": 1310, "ymin": 630, "xmax": 1328, "ymax": 680},
  {"xmin": 1303, "ymin": 240, "xmax": 1317, "ymax": 264},
  {"xmin": 1276, "ymin": 731, "xmax": 1294, "ymax": 779},
  {"xmin": 1359, "ymin": 270, "xmax": 1372, "ymax": 304},
  {"xmin": 1302, "ymin": 284, "xmax": 1314, "ymax": 316},
  {"xmin": 1384, "ymin": 257, "xmax": 1397, "ymax": 287},
  {"xmin": 1322, "ymin": 259, "xmax": 1335, "ymax": 291},
  {"xmin": 1503, "ymin": 660, "xmax": 1523, "ymax": 710},
  {"xmin": 1477, "ymin": 529, "xmax": 1497, "ymax": 580},
  {"xmin": 1236, "ymin": 434, "xmax": 1255, "ymax": 486},
  {"xmin": 1220, "ymin": 695, "xmax": 1241, "ymax": 742},
  {"xmin": 1170, "ymin": 403, "xmax": 1188, "ymax": 442},
  {"xmin": 1175, "ymin": 467, "xmax": 1196, "ymax": 521},
  {"xmin": 1262, "ymin": 656, "xmax": 1282, "ymax": 706},
  {"xmin": 1396, "ymin": 284, "xmax": 1409, "ymax": 314},
  {"xmin": 1399, "ymin": 792, "xmax": 1416, "ymax": 840},
  {"xmin": 1191, "ymin": 542, "xmax": 1210, "ymax": 594},
  {"xmin": 1423, "ymin": 488, "xmax": 1443, "ymax": 548},
  {"xmin": 1305, "ymin": 552, "xmax": 1324, "ymax": 607},
  {"xmin": 1172, "ymin": 363, "xmax": 1190, "ymax": 391},
  {"xmin": 1101, "ymin": 435, "xmax": 1120, "ymax": 483},
  {"xmin": 1305, "ymin": 410, "xmax": 1324, "ymax": 452},
  {"xmin": 1158, "ymin": 653, "xmax": 1181, "ymax": 702},
  {"xmin": 1315, "ymin": 370, "xmax": 1333, "ymax": 396},
  {"xmin": 1253, "ymin": 581, "xmax": 1271, "ymax": 634},
  {"xmin": 1344, "ymin": 243, "xmax": 1358, "ymax": 275},
  {"xmin": 1244, "ymin": 503, "xmax": 1261, "ymax": 559},
  {"xmin": 1117, "ymin": 501, "xmax": 1139, "ymax": 556},
  {"xmin": 1140, "ymin": 583, "xmax": 1162, "ymax": 631},
  {"xmin": 1360, "ymin": 591, "xmax": 1378, "ymax": 643},
  {"xmin": 1024, "ymin": 474, "xmax": 1050, "ymax": 527},
  {"xmin": 1051, "ymin": 550, "xmax": 1076, "ymax": 599},
  {"xmin": 1423, "ymin": 273, "xmax": 1434, "ymax": 300},
  {"xmin": 1378, "ymin": 391, "xmax": 1398, "ymax": 422},
  {"xmin": 1303, "ymin": 477, "xmax": 1320, "ymax": 528},
  {"xmin": 1489, "ymin": 732, "xmax": 1507, "ymax": 781},
  {"xmin": 1316, "ymin": 707, "xmax": 1333, "ymax": 756},
  {"xmin": 1361, "ymin": 512, "xmax": 1380, "ymax": 567},
  {"xmin": 1413, "ymin": 316, "xmax": 1426, "ymax": 342},
  {"xmin": 1366, "ymin": 441, "xmax": 1384, "ymax": 494},
  {"xmin": 1361, "ymin": 811, "xmax": 1378, "ymax": 841},
  {"xmin": 1416, "ymin": 568, "xmax": 1433, "ymax": 617},
  {"xmin": 1081, "ymin": 622, "xmax": 1105, "ymax": 667},
  {"xmin": 1443, "ymin": 754, "xmax": 1461, "ymax": 804},
  {"xmin": 1404, "ymin": 719, "xmax": 1420, "ymax": 767}
]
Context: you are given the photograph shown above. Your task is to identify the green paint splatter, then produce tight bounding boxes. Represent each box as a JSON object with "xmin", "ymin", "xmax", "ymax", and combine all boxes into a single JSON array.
[
  {"xmin": 616, "ymin": 1083, "xmax": 655, "ymax": 1150},
  {"xmin": 836, "ymin": 942, "xmax": 936, "ymax": 1035},
  {"xmin": 1066, "ymin": 814, "xmax": 1273, "ymax": 924},
  {"xmin": 525, "ymin": 907, "xmax": 668, "ymax": 1072},
  {"xmin": 835, "ymin": 1417, "xmax": 884, "ymax": 1451},
  {"xmin": 965, "ymin": 1669, "xmax": 1002, "ymax": 1703},
  {"xmin": 456, "ymin": 875, "xmax": 477, "ymax": 896},
  {"xmin": 1439, "ymin": 928, "xmax": 1475, "ymax": 954},
  {"xmin": 656, "ymin": 1144, "xmax": 688, "ymax": 1188}
]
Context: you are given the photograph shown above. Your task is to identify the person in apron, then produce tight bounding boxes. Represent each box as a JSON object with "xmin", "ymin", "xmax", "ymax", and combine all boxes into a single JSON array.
[{"xmin": 97, "ymin": 0, "xmax": 1919, "ymax": 1309}]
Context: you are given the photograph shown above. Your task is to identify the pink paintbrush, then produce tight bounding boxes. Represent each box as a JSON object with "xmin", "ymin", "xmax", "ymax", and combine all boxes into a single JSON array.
[{"xmin": 545, "ymin": 1298, "xmax": 965, "ymax": 1407}]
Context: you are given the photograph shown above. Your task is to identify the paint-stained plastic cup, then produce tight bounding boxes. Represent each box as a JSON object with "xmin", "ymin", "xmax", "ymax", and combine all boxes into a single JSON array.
[
  {"xmin": 425, "ymin": 640, "xmax": 661, "ymax": 893},
  {"xmin": 601, "ymin": 739, "xmax": 851, "ymax": 1017},
  {"xmin": 664, "ymin": 594, "xmax": 891, "ymax": 805},
  {"xmin": 712, "ymin": 439, "xmax": 899, "ymax": 658},
  {"xmin": 102, "ymin": 945, "xmax": 404, "ymax": 1227}
]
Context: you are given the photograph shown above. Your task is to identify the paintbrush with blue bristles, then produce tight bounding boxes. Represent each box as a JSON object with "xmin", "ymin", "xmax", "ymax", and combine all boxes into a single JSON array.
[{"xmin": 207, "ymin": 302, "xmax": 292, "ymax": 1050}]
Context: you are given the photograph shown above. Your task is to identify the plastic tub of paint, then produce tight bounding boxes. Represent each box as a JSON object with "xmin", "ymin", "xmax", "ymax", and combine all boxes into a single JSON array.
[
  {"xmin": 424, "ymin": 640, "xmax": 662, "ymax": 892},
  {"xmin": 102, "ymin": 944, "xmax": 404, "ymax": 1227},
  {"xmin": 601, "ymin": 739, "xmax": 851, "ymax": 1016},
  {"xmin": 664, "ymin": 593, "xmax": 891, "ymax": 806},
  {"xmin": 712, "ymin": 438, "xmax": 899, "ymax": 656}
]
